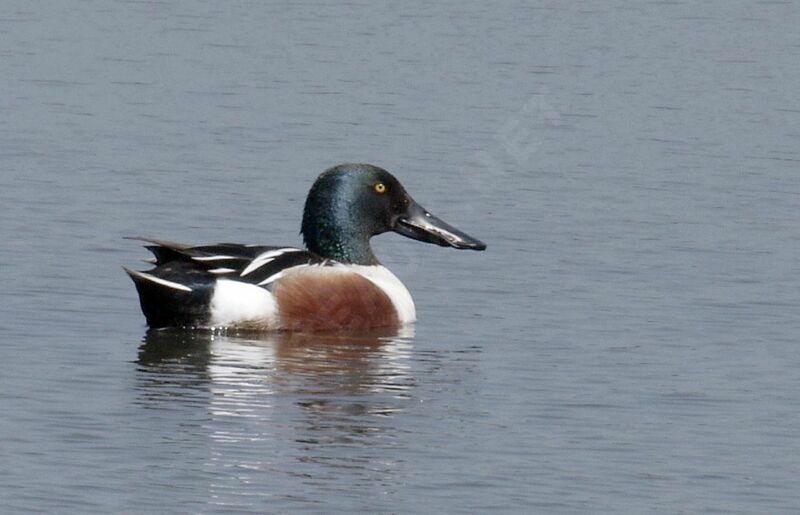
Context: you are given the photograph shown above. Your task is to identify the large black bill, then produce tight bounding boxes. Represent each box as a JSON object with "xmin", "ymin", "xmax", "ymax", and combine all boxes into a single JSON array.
[{"xmin": 393, "ymin": 199, "xmax": 486, "ymax": 251}]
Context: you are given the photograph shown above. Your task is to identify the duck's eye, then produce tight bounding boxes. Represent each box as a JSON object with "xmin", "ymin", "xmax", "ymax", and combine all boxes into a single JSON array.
[{"xmin": 374, "ymin": 182, "xmax": 387, "ymax": 194}]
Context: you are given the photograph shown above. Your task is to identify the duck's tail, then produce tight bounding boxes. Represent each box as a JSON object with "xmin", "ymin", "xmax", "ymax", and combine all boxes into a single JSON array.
[{"xmin": 124, "ymin": 266, "xmax": 213, "ymax": 328}]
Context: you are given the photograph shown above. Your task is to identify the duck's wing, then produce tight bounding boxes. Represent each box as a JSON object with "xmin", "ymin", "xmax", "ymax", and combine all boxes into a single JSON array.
[
  {"xmin": 125, "ymin": 237, "xmax": 327, "ymax": 328},
  {"xmin": 125, "ymin": 236, "xmax": 324, "ymax": 286}
]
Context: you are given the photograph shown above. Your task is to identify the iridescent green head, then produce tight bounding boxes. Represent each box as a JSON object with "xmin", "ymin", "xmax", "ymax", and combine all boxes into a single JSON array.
[{"xmin": 301, "ymin": 163, "xmax": 486, "ymax": 265}]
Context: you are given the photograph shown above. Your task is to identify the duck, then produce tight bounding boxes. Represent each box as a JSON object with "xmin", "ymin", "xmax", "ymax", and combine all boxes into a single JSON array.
[{"xmin": 125, "ymin": 163, "xmax": 486, "ymax": 331}]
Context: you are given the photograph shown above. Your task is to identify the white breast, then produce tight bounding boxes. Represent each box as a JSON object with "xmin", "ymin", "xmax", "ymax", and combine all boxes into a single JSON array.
[{"xmin": 349, "ymin": 265, "xmax": 416, "ymax": 324}]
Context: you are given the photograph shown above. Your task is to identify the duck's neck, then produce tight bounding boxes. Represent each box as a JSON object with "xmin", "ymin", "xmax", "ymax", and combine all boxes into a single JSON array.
[
  {"xmin": 301, "ymin": 199, "xmax": 379, "ymax": 266},
  {"xmin": 304, "ymin": 224, "xmax": 378, "ymax": 265}
]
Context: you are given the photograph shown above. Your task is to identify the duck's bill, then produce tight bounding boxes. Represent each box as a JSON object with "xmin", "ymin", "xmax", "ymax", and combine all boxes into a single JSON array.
[{"xmin": 394, "ymin": 199, "xmax": 486, "ymax": 251}]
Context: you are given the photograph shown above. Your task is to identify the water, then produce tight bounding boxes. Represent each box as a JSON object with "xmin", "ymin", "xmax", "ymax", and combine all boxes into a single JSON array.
[{"xmin": 2, "ymin": 1, "xmax": 800, "ymax": 513}]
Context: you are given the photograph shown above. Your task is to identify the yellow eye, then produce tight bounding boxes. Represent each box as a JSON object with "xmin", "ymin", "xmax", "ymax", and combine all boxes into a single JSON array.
[{"xmin": 374, "ymin": 182, "xmax": 387, "ymax": 194}]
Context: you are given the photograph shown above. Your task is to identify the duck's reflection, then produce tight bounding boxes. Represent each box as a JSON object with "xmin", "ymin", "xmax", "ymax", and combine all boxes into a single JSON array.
[
  {"xmin": 135, "ymin": 326, "xmax": 416, "ymax": 505},
  {"xmin": 137, "ymin": 326, "xmax": 415, "ymax": 398}
]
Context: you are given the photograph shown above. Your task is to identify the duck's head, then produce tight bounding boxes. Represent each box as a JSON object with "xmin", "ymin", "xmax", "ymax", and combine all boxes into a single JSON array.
[{"xmin": 301, "ymin": 163, "xmax": 486, "ymax": 264}]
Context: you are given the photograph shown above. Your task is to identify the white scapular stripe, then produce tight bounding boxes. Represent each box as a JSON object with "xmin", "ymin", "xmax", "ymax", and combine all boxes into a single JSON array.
[
  {"xmin": 256, "ymin": 263, "xmax": 314, "ymax": 286},
  {"xmin": 192, "ymin": 255, "xmax": 237, "ymax": 261},
  {"xmin": 240, "ymin": 247, "xmax": 300, "ymax": 277},
  {"xmin": 209, "ymin": 279, "xmax": 278, "ymax": 328},
  {"xmin": 132, "ymin": 270, "xmax": 193, "ymax": 292},
  {"xmin": 209, "ymin": 268, "xmax": 236, "ymax": 274},
  {"xmin": 258, "ymin": 270, "xmax": 286, "ymax": 286}
]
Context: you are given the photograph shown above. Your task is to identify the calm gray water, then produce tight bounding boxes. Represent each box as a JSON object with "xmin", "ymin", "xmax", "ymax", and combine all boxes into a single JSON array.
[{"xmin": 2, "ymin": 1, "xmax": 800, "ymax": 513}]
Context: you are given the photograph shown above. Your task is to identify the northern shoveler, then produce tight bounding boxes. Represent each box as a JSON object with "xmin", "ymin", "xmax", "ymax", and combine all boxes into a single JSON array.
[{"xmin": 125, "ymin": 163, "xmax": 486, "ymax": 331}]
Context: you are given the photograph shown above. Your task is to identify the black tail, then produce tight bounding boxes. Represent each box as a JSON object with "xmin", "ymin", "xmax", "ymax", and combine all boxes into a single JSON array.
[{"xmin": 125, "ymin": 267, "xmax": 213, "ymax": 328}]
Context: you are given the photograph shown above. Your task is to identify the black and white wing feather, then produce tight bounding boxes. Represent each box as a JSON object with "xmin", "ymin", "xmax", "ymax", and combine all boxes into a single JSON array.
[{"xmin": 126, "ymin": 237, "xmax": 324, "ymax": 287}]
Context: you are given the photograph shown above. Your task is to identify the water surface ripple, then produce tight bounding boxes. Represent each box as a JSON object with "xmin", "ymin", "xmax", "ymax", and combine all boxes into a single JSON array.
[{"xmin": 1, "ymin": 1, "xmax": 799, "ymax": 513}]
